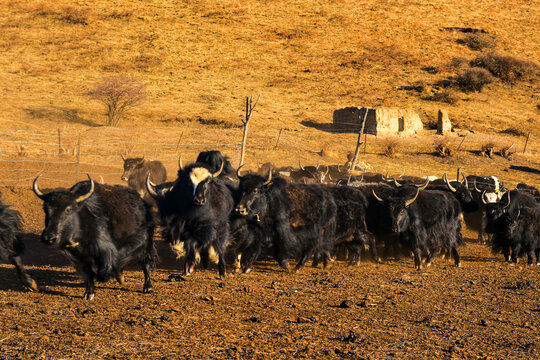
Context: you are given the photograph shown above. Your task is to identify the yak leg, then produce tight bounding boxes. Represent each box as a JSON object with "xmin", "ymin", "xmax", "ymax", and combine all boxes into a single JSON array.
[
  {"xmin": 9, "ymin": 255, "xmax": 37, "ymax": 291},
  {"xmin": 413, "ymin": 248, "xmax": 423, "ymax": 271},
  {"xmin": 503, "ymin": 246, "xmax": 511, "ymax": 262},
  {"xmin": 83, "ymin": 276, "xmax": 96, "ymax": 301},
  {"xmin": 527, "ymin": 251, "xmax": 535, "ymax": 266},
  {"xmin": 141, "ymin": 261, "xmax": 154, "ymax": 293},
  {"xmin": 452, "ymin": 247, "xmax": 461, "ymax": 267},
  {"xmin": 294, "ymin": 247, "xmax": 317, "ymax": 273},
  {"xmin": 241, "ymin": 244, "xmax": 262, "ymax": 274},
  {"xmin": 511, "ymin": 244, "xmax": 521, "ymax": 264},
  {"xmin": 536, "ymin": 249, "xmax": 540, "ymax": 266}
]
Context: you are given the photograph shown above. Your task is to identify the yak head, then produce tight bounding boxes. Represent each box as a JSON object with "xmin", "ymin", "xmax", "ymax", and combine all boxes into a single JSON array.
[
  {"xmin": 484, "ymin": 191, "xmax": 512, "ymax": 233},
  {"xmin": 33, "ymin": 175, "xmax": 95, "ymax": 249},
  {"xmin": 235, "ymin": 166, "xmax": 273, "ymax": 219},
  {"xmin": 372, "ymin": 187, "xmax": 421, "ymax": 233},
  {"xmin": 121, "ymin": 154, "xmax": 145, "ymax": 181},
  {"xmin": 443, "ymin": 173, "xmax": 479, "ymax": 212}
]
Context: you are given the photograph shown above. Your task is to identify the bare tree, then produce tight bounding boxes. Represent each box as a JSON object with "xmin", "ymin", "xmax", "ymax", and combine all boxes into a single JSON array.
[
  {"xmin": 87, "ymin": 75, "xmax": 146, "ymax": 126},
  {"xmin": 239, "ymin": 94, "xmax": 260, "ymax": 166}
]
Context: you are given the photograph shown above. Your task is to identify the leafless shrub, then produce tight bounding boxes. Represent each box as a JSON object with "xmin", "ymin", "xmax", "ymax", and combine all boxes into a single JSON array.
[
  {"xmin": 86, "ymin": 75, "xmax": 146, "ymax": 126},
  {"xmin": 450, "ymin": 57, "xmax": 469, "ymax": 71},
  {"xmin": 381, "ymin": 137, "xmax": 400, "ymax": 158},
  {"xmin": 16, "ymin": 145, "xmax": 26, "ymax": 157},
  {"xmin": 432, "ymin": 89, "xmax": 459, "ymax": 104},
  {"xmin": 498, "ymin": 144, "xmax": 514, "ymax": 160},
  {"xmin": 456, "ymin": 67, "xmax": 495, "ymax": 92},
  {"xmin": 457, "ymin": 33, "xmax": 496, "ymax": 51},
  {"xmin": 195, "ymin": 116, "xmax": 242, "ymax": 129},
  {"xmin": 58, "ymin": 6, "xmax": 89, "ymax": 25},
  {"xmin": 434, "ymin": 138, "xmax": 454, "ymax": 157},
  {"xmin": 471, "ymin": 52, "xmax": 539, "ymax": 84},
  {"xmin": 480, "ymin": 142, "xmax": 496, "ymax": 158}
]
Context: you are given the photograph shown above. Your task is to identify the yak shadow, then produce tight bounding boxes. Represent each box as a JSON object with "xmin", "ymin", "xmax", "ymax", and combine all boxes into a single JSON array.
[{"xmin": 509, "ymin": 165, "xmax": 540, "ymax": 175}]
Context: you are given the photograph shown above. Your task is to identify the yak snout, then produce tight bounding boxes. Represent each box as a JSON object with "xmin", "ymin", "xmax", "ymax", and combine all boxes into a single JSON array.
[{"xmin": 235, "ymin": 205, "xmax": 248, "ymax": 216}]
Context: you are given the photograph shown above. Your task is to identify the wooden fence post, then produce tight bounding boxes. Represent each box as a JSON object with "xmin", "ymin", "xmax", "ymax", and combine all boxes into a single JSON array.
[
  {"xmin": 523, "ymin": 132, "xmax": 530, "ymax": 153},
  {"xmin": 57, "ymin": 128, "xmax": 62, "ymax": 155},
  {"xmin": 352, "ymin": 109, "xmax": 368, "ymax": 169},
  {"xmin": 274, "ymin": 128, "xmax": 283, "ymax": 150},
  {"xmin": 76, "ymin": 134, "xmax": 81, "ymax": 182}
]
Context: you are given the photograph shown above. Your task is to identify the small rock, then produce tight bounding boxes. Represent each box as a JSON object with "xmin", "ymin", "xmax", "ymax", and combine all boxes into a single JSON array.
[
  {"xmin": 81, "ymin": 309, "xmax": 95, "ymax": 316},
  {"xmin": 480, "ymin": 319, "xmax": 489, "ymax": 326},
  {"xmin": 247, "ymin": 316, "xmax": 263, "ymax": 323},
  {"xmin": 339, "ymin": 300, "xmax": 354, "ymax": 308},
  {"xmin": 160, "ymin": 315, "xmax": 170, "ymax": 321},
  {"xmin": 167, "ymin": 274, "xmax": 186, "ymax": 282},
  {"xmin": 343, "ymin": 330, "xmax": 359, "ymax": 343},
  {"xmin": 218, "ymin": 282, "xmax": 225, "ymax": 288}
]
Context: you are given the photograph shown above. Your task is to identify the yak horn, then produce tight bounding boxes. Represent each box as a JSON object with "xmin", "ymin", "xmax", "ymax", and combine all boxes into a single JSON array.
[
  {"xmin": 236, "ymin": 164, "xmax": 245, "ymax": 178},
  {"xmin": 146, "ymin": 174, "xmax": 159, "ymax": 198},
  {"xmin": 503, "ymin": 191, "xmax": 511, "ymax": 209},
  {"xmin": 316, "ymin": 160, "xmax": 320, "ymax": 170},
  {"xmin": 299, "ymin": 160, "xmax": 305, "ymax": 170},
  {"xmin": 212, "ymin": 162, "xmax": 224, "ymax": 178},
  {"xmin": 474, "ymin": 179, "xmax": 481, "ymax": 193},
  {"xmin": 417, "ymin": 177, "xmax": 430, "ymax": 190},
  {"xmin": 461, "ymin": 172, "xmax": 468, "ymax": 188},
  {"xmin": 443, "ymin": 173, "xmax": 456, "ymax": 193},
  {"xmin": 75, "ymin": 175, "xmax": 94, "ymax": 203},
  {"xmin": 32, "ymin": 175, "xmax": 46, "ymax": 200},
  {"xmin": 121, "ymin": 153, "xmax": 126, "ymax": 161},
  {"xmin": 399, "ymin": 170, "xmax": 405, "ymax": 178},
  {"xmin": 263, "ymin": 168, "xmax": 272, "ymax": 186},
  {"xmin": 347, "ymin": 175, "xmax": 352, "ymax": 186},
  {"xmin": 405, "ymin": 188, "xmax": 420, "ymax": 207},
  {"xmin": 372, "ymin": 189, "xmax": 384, "ymax": 203},
  {"xmin": 178, "ymin": 156, "xmax": 183, "ymax": 171},
  {"xmin": 393, "ymin": 178, "xmax": 402, "ymax": 187}
]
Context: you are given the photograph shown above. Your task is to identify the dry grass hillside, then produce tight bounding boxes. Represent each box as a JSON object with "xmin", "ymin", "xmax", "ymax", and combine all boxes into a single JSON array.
[{"xmin": 0, "ymin": 0, "xmax": 538, "ymax": 184}]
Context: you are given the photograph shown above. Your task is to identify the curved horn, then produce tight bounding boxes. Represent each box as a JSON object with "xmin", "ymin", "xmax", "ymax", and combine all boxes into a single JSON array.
[
  {"xmin": 32, "ymin": 175, "xmax": 46, "ymax": 200},
  {"xmin": 372, "ymin": 189, "xmax": 384, "ymax": 203},
  {"xmin": 393, "ymin": 178, "xmax": 403, "ymax": 187},
  {"xmin": 503, "ymin": 191, "xmax": 511, "ymax": 209},
  {"xmin": 417, "ymin": 177, "xmax": 430, "ymax": 190},
  {"xmin": 121, "ymin": 153, "xmax": 126, "ymax": 161},
  {"xmin": 323, "ymin": 165, "xmax": 329, "ymax": 177},
  {"xmin": 359, "ymin": 174, "xmax": 364, "ymax": 183},
  {"xmin": 443, "ymin": 173, "xmax": 456, "ymax": 193},
  {"xmin": 474, "ymin": 178, "xmax": 481, "ymax": 193},
  {"xmin": 399, "ymin": 170, "xmax": 405, "ymax": 178},
  {"xmin": 146, "ymin": 174, "xmax": 159, "ymax": 199},
  {"xmin": 236, "ymin": 164, "xmax": 245, "ymax": 178},
  {"xmin": 75, "ymin": 175, "xmax": 94, "ymax": 203},
  {"xmin": 316, "ymin": 160, "xmax": 320, "ymax": 170},
  {"xmin": 461, "ymin": 172, "xmax": 468, "ymax": 188},
  {"xmin": 257, "ymin": 161, "xmax": 262, "ymax": 169},
  {"xmin": 263, "ymin": 168, "xmax": 272, "ymax": 186},
  {"xmin": 212, "ymin": 161, "xmax": 224, "ymax": 178},
  {"xmin": 299, "ymin": 160, "xmax": 305, "ymax": 171},
  {"xmin": 328, "ymin": 173, "xmax": 332, "ymax": 181},
  {"xmin": 481, "ymin": 190, "xmax": 488, "ymax": 205},
  {"xmin": 405, "ymin": 188, "xmax": 420, "ymax": 207},
  {"xmin": 178, "ymin": 156, "xmax": 183, "ymax": 171},
  {"xmin": 347, "ymin": 175, "xmax": 352, "ymax": 186}
]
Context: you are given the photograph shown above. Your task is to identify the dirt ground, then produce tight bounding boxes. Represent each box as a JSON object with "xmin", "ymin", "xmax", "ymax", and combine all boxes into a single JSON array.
[{"xmin": 0, "ymin": 188, "xmax": 539, "ymax": 359}]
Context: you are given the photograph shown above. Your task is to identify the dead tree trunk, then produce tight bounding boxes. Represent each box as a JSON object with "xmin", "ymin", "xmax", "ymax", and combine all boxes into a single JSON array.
[
  {"xmin": 351, "ymin": 109, "xmax": 368, "ymax": 170},
  {"xmin": 239, "ymin": 94, "xmax": 260, "ymax": 166}
]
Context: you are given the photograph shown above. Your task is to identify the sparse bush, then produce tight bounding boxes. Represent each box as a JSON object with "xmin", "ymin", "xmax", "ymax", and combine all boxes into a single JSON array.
[
  {"xmin": 456, "ymin": 67, "xmax": 494, "ymax": 92},
  {"xmin": 450, "ymin": 57, "xmax": 469, "ymax": 71},
  {"xmin": 59, "ymin": 6, "xmax": 89, "ymax": 25},
  {"xmin": 86, "ymin": 75, "xmax": 146, "ymax": 126},
  {"xmin": 432, "ymin": 89, "xmax": 460, "ymax": 104},
  {"xmin": 381, "ymin": 137, "xmax": 400, "ymax": 158},
  {"xmin": 434, "ymin": 138, "xmax": 454, "ymax": 157},
  {"xmin": 195, "ymin": 117, "xmax": 242, "ymax": 129},
  {"xmin": 471, "ymin": 52, "xmax": 539, "ymax": 83},
  {"xmin": 480, "ymin": 142, "xmax": 496, "ymax": 158},
  {"xmin": 457, "ymin": 33, "xmax": 496, "ymax": 51},
  {"xmin": 498, "ymin": 144, "xmax": 514, "ymax": 160}
]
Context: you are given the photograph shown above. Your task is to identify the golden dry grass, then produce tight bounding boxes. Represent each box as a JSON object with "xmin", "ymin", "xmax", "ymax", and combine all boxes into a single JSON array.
[{"xmin": 0, "ymin": 0, "xmax": 538, "ymax": 187}]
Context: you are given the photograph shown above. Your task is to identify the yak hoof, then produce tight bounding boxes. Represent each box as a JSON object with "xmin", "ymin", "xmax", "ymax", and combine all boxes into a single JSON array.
[
  {"xmin": 26, "ymin": 279, "xmax": 38, "ymax": 292},
  {"xmin": 116, "ymin": 274, "xmax": 125, "ymax": 285},
  {"xmin": 144, "ymin": 288, "xmax": 156, "ymax": 294},
  {"xmin": 426, "ymin": 262, "xmax": 432, "ymax": 268},
  {"xmin": 242, "ymin": 268, "xmax": 252, "ymax": 274},
  {"xmin": 455, "ymin": 262, "xmax": 462, "ymax": 268},
  {"xmin": 83, "ymin": 293, "xmax": 95, "ymax": 301}
]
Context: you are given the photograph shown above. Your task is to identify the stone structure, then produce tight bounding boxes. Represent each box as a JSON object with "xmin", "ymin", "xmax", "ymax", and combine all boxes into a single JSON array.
[
  {"xmin": 333, "ymin": 107, "xmax": 423, "ymax": 136},
  {"xmin": 436, "ymin": 109, "xmax": 452, "ymax": 134}
]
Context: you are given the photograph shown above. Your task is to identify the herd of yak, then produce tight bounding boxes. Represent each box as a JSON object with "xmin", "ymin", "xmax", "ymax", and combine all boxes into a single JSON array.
[{"xmin": 0, "ymin": 150, "xmax": 539, "ymax": 300}]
